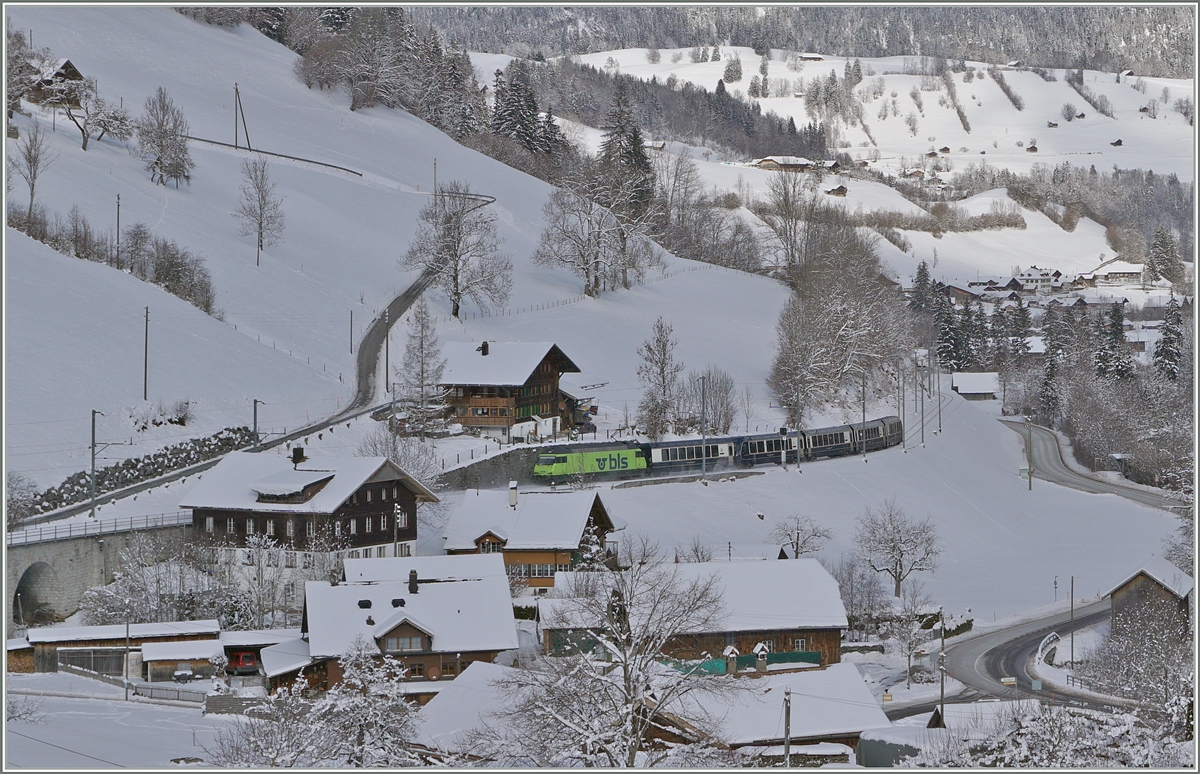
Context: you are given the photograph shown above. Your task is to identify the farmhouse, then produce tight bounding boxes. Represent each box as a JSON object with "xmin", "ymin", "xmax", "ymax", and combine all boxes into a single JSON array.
[
  {"xmin": 1103, "ymin": 556, "xmax": 1192, "ymax": 637},
  {"xmin": 540, "ymin": 559, "xmax": 847, "ymax": 666},
  {"xmin": 752, "ymin": 155, "xmax": 814, "ymax": 172},
  {"xmin": 285, "ymin": 554, "xmax": 518, "ymax": 700},
  {"xmin": 951, "ymin": 372, "xmax": 999, "ymax": 400},
  {"xmin": 181, "ymin": 448, "xmax": 438, "ymax": 560},
  {"xmin": 23, "ymin": 57, "xmax": 84, "ymax": 104},
  {"xmin": 441, "ymin": 486, "xmax": 618, "ymax": 589},
  {"xmin": 1093, "ymin": 260, "xmax": 1145, "ymax": 283},
  {"xmin": 441, "ymin": 341, "xmax": 581, "ymax": 442}
]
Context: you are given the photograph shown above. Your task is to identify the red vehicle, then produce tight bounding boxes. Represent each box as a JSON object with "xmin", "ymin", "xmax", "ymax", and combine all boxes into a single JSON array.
[{"xmin": 226, "ymin": 650, "xmax": 260, "ymax": 676}]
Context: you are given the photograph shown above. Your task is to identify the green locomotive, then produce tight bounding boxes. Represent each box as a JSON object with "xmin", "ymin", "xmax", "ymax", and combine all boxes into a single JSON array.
[{"xmin": 533, "ymin": 443, "xmax": 648, "ymax": 480}]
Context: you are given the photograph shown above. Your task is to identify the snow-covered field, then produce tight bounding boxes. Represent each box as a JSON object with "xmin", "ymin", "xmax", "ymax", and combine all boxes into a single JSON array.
[{"xmin": 4, "ymin": 7, "xmax": 789, "ymax": 487}]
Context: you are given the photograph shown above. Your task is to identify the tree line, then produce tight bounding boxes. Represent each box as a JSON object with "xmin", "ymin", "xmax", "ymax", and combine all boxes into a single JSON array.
[{"xmin": 411, "ymin": 5, "xmax": 1193, "ymax": 78}]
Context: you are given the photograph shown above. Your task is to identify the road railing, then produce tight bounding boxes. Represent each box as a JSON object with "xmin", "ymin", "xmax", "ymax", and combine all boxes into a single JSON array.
[{"xmin": 7, "ymin": 512, "xmax": 192, "ymax": 546}]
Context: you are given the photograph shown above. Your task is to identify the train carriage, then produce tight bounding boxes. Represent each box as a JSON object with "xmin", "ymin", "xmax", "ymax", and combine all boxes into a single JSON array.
[
  {"xmin": 881, "ymin": 416, "xmax": 903, "ymax": 447},
  {"xmin": 804, "ymin": 425, "xmax": 855, "ymax": 460},
  {"xmin": 736, "ymin": 432, "xmax": 800, "ymax": 466},
  {"xmin": 648, "ymin": 439, "xmax": 735, "ymax": 472},
  {"xmin": 849, "ymin": 419, "xmax": 889, "ymax": 454}
]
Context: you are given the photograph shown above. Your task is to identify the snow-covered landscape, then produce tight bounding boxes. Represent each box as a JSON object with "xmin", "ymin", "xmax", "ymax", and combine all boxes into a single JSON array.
[{"xmin": 4, "ymin": 4, "xmax": 1194, "ymax": 769}]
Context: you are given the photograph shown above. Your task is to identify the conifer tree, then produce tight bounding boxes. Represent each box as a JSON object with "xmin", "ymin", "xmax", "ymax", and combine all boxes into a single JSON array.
[
  {"xmin": 1008, "ymin": 297, "xmax": 1032, "ymax": 361},
  {"xmin": 1094, "ymin": 303, "xmax": 1134, "ymax": 379},
  {"xmin": 1153, "ymin": 295, "xmax": 1184, "ymax": 380},
  {"xmin": 934, "ymin": 292, "xmax": 958, "ymax": 369},
  {"xmin": 909, "ymin": 260, "xmax": 933, "ymax": 312},
  {"xmin": 748, "ymin": 75, "xmax": 761, "ymax": 98},
  {"xmin": 1150, "ymin": 228, "xmax": 1182, "ymax": 283},
  {"xmin": 598, "ymin": 82, "xmax": 654, "ymax": 215},
  {"xmin": 398, "ymin": 297, "xmax": 447, "ymax": 439},
  {"xmin": 722, "ymin": 55, "xmax": 743, "ymax": 83}
]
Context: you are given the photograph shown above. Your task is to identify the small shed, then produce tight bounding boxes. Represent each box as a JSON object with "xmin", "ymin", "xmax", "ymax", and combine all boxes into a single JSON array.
[
  {"xmin": 825, "ymin": 185, "xmax": 848, "ymax": 197},
  {"xmin": 8, "ymin": 637, "xmax": 34, "ymax": 673},
  {"xmin": 1104, "ymin": 556, "xmax": 1193, "ymax": 637},
  {"xmin": 141, "ymin": 639, "xmax": 224, "ymax": 682},
  {"xmin": 950, "ymin": 372, "xmax": 999, "ymax": 400}
]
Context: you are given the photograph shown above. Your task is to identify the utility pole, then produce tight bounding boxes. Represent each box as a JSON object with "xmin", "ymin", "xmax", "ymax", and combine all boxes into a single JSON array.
[
  {"xmin": 143, "ymin": 306, "xmax": 149, "ymax": 402},
  {"xmin": 234, "ymin": 83, "xmax": 239, "ymax": 148},
  {"xmin": 253, "ymin": 399, "xmax": 260, "ymax": 448},
  {"xmin": 124, "ymin": 616, "xmax": 131, "ymax": 701},
  {"xmin": 90, "ymin": 410, "xmax": 101, "ymax": 519},
  {"xmin": 1025, "ymin": 416, "xmax": 1034, "ymax": 491},
  {"xmin": 901, "ymin": 362, "xmax": 906, "ymax": 449},
  {"xmin": 936, "ymin": 358, "xmax": 942, "ymax": 433},
  {"xmin": 939, "ymin": 606, "xmax": 946, "ymax": 723},
  {"xmin": 1070, "ymin": 576, "xmax": 1074, "ymax": 665},
  {"xmin": 350, "ymin": 310, "xmax": 354, "ymax": 355},
  {"xmin": 384, "ymin": 308, "xmax": 390, "ymax": 395},
  {"xmin": 700, "ymin": 375, "xmax": 708, "ymax": 478},
  {"xmin": 783, "ymin": 686, "xmax": 791, "ymax": 767},
  {"xmin": 920, "ymin": 364, "xmax": 926, "ymax": 446},
  {"xmin": 115, "ymin": 193, "xmax": 120, "ymax": 268},
  {"xmin": 861, "ymin": 368, "xmax": 867, "ymax": 458}
]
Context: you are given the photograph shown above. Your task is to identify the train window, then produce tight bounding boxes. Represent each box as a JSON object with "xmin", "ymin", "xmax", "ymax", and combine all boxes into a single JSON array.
[
  {"xmin": 635, "ymin": 450, "xmax": 644, "ymax": 458},
  {"xmin": 537, "ymin": 456, "xmax": 557, "ymax": 465},
  {"xmin": 669, "ymin": 448, "xmax": 678, "ymax": 461}
]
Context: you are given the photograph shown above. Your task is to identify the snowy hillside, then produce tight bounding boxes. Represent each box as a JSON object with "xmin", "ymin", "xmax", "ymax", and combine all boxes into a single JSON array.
[
  {"xmin": 4, "ymin": 7, "xmax": 789, "ymax": 486},
  {"xmin": 573, "ymin": 47, "xmax": 1194, "ymax": 179}
]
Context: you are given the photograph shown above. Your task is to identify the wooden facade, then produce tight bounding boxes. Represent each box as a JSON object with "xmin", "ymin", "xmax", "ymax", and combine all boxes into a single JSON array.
[
  {"xmin": 30, "ymin": 633, "xmax": 215, "ymax": 673},
  {"xmin": 1110, "ymin": 572, "xmax": 1191, "ymax": 637},
  {"xmin": 190, "ymin": 472, "xmax": 418, "ymax": 556},
  {"xmin": 445, "ymin": 346, "xmax": 580, "ymax": 436},
  {"xmin": 665, "ymin": 628, "xmax": 843, "ymax": 666}
]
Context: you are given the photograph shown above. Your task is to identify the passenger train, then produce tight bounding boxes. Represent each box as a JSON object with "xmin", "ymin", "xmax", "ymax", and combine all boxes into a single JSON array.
[{"xmin": 533, "ymin": 416, "xmax": 903, "ymax": 481}]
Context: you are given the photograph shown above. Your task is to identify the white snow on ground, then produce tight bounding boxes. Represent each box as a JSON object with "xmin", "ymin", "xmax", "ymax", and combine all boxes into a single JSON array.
[
  {"xmin": 4, "ymin": 6, "xmax": 789, "ymax": 488},
  {"xmin": 4, "ymin": 692, "xmax": 232, "ymax": 769}
]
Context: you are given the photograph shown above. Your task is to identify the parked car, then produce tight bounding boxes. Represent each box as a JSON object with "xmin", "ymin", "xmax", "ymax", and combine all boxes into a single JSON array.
[{"xmin": 226, "ymin": 650, "xmax": 260, "ymax": 676}]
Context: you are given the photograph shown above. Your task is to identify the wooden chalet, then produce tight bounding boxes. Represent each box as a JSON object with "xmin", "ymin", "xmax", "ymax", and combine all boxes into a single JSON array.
[
  {"xmin": 180, "ymin": 449, "xmax": 438, "ymax": 560},
  {"xmin": 825, "ymin": 184, "xmax": 848, "ymax": 197},
  {"xmin": 24, "ymin": 58, "xmax": 84, "ymax": 104},
  {"xmin": 442, "ymin": 486, "xmax": 617, "ymax": 589},
  {"xmin": 441, "ymin": 341, "xmax": 581, "ymax": 442},
  {"xmin": 541, "ymin": 559, "xmax": 847, "ymax": 666},
  {"xmin": 271, "ymin": 555, "xmax": 518, "ymax": 702}
]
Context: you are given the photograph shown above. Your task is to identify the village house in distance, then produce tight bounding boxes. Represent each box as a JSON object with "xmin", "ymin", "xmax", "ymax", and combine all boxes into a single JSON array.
[
  {"xmin": 179, "ymin": 448, "xmax": 438, "ymax": 560},
  {"xmin": 441, "ymin": 341, "xmax": 581, "ymax": 443}
]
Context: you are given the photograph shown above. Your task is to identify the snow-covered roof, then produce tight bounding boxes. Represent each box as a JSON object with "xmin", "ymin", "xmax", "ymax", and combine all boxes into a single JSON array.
[
  {"xmin": 1104, "ymin": 555, "xmax": 1194, "ymax": 600},
  {"xmin": 303, "ymin": 574, "xmax": 519, "ymax": 659},
  {"xmin": 250, "ymin": 468, "xmax": 334, "ymax": 497},
  {"xmin": 8, "ymin": 637, "xmax": 30, "ymax": 651},
  {"xmin": 440, "ymin": 342, "xmax": 580, "ymax": 386},
  {"xmin": 220, "ymin": 628, "xmax": 301, "ymax": 647},
  {"xmin": 442, "ymin": 489, "xmax": 612, "ymax": 552},
  {"xmin": 544, "ymin": 559, "xmax": 848, "ymax": 634},
  {"xmin": 140, "ymin": 639, "xmax": 224, "ymax": 662},
  {"xmin": 260, "ymin": 637, "xmax": 312, "ymax": 678},
  {"xmin": 178, "ymin": 451, "xmax": 437, "ymax": 513},
  {"xmin": 756, "ymin": 156, "xmax": 812, "ymax": 166},
  {"xmin": 26, "ymin": 619, "xmax": 220, "ymax": 644},
  {"xmin": 416, "ymin": 661, "xmax": 517, "ymax": 753},
  {"xmin": 951, "ymin": 372, "xmax": 999, "ymax": 395},
  {"xmin": 1094, "ymin": 260, "xmax": 1145, "ymax": 276},
  {"xmin": 670, "ymin": 663, "xmax": 890, "ymax": 745},
  {"xmin": 343, "ymin": 553, "xmax": 507, "ymax": 584}
]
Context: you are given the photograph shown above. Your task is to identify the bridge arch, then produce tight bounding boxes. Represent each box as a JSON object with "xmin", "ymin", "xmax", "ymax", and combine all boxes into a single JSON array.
[{"xmin": 13, "ymin": 561, "xmax": 62, "ymax": 625}]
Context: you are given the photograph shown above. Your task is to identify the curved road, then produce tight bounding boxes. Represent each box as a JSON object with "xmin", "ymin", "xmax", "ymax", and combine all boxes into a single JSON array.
[
  {"xmin": 1001, "ymin": 419, "xmax": 1189, "ymax": 513},
  {"xmin": 887, "ymin": 600, "xmax": 1133, "ymax": 720}
]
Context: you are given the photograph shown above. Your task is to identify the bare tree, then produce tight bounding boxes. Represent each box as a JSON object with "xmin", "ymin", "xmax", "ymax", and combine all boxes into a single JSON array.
[
  {"xmin": 5, "ymin": 695, "xmax": 45, "ymax": 724},
  {"xmin": 232, "ymin": 157, "xmax": 285, "ymax": 267},
  {"xmin": 679, "ymin": 534, "xmax": 714, "ymax": 563},
  {"xmin": 481, "ymin": 538, "xmax": 737, "ymax": 767},
  {"xmin": 767, "ymin": 513, "xmax": 833, "ymax": 557},
  {"xmin": 677, "ymin": 365, "xmax": 737, "ymax": 434},
  {"xmin": 854, "ymin": 497, "xmax": 941, "ymax": 597},
  {"xmin": 42, "ymin": 77, "xmax": 131, "ymax": 151},
  {"xmin": 820, "ymin": 554, "xmax": 889, "ymax": 640},
  {"xmin": 762, "ymin": 170, "xmax": 819, "ymax": 271},
  {"xmin": 636, "ymin": 317, "xmax": 684, "ymax": 440},
  {"xmin": 134, "ymin": 87, "xmax": 194, "ymax": 187},
  {"xmin": 12, "ymin": 122, "xmax": 56, "ymax": 220},
  {"xmin": 401, "ymin": 181, "xmax": 511, "ymax": 318},
  {"xmin": 740, "ymin": 384, "xmax": 755, "ymax": 433},
  {"xmin": 533, "ymin": 172, "xmax": 626, "ymax": 297},
  {"xmin": 883, "ymin": 579, "xmax": 934, "ymax": 688}
]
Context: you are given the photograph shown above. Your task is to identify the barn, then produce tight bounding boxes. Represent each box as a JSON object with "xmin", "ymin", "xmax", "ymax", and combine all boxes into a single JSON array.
[{"xmin": 951, "ymin": 372, "xmax": 999, "ymax": 401}]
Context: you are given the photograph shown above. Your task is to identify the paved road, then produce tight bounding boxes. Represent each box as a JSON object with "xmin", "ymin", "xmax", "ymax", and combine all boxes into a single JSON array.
[
  {"xmin": 1001, "ymin": 419, "xmax": 1189, "ymax": 513},
  {"xmin": 941, "ymin": 600, "xmax": 1138, "ymax": 711}
]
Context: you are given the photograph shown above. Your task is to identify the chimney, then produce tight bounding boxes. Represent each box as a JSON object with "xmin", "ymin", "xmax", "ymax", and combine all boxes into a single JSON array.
[
  {"xmin": 292, "ymin": 446, "xmax": 306, "ymax": 466},
  {"xmin": 509, "ymin": 480, "xmax": 518, "ymax": 509},
  {"xmin": 480, "ymin": 341, "xmax": 489, "ymax": 356},
  {"xmin": 408, "ymin": 569, "xmax": 419, "ymax": 594}
]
